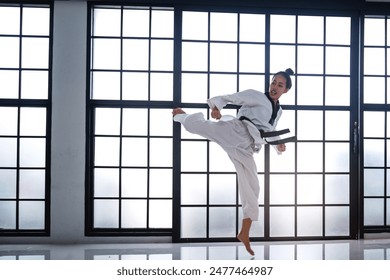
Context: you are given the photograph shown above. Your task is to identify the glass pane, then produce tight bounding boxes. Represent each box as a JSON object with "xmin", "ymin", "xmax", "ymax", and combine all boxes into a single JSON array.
[
  {"xmin": 182, "ymin": 42, "xmax": 208, "ymax": 71},
  {"xmin": 0, "ymin": 7, "xmax": 20, "ymax": 35},
  {"xmin": 270, "ymin": 175, "xmax": 295, "ymax": 204},
  {"xmin": 325, "ymin": 111, "xmax": 350, "ymax": 141},
  {"xmin": 325, "ymin": 206, "xmax": 349, "ymax": 235},
  {"xmin": 364, "ymin": 169, "xmax": 384, "ymax": 196},
  {"xmin": 326, "ymin": 17, "xmax": 351, "ymax": 45},
  {"xmin": 239, "ymin": 74, "xmax": 265, "ymax": 92},
  {"xmin": 123, "ymin": 8, "xmax": 149, "ymax": 37},
  {"xmin": 240, "ymin": 14, "xmax": 265, "ymax": 42},
  {"xmin": 0, "ymin": 201, "xmax": 16, "ymax": 229},
  {"xmin": 22, "ymin": 38, "xmax": 49, "ymax": 69},
  {"xmin": 121, "ymin": 200, "xmax": 147, "ymax": 228},
  {"xmin": 94, "ymin": 168, "xmax": 120, "ymax": 197},
  {"xmin": 150, "ymin": 39, "xmax": 173, "ymax": 71},
  {"xmin": 0, "ymin": 70, "xmax": 19, "ymax": 99},
  {"xmin": 326, "ymin": 47, "xmax": 350, "ymax": 75},
  {"xmin": 209, "ymin": 207, "xmax": 236, "ymax": 237},
  {"xmin": 151, "ymin": 10, "xmax": 173, "ymax": 38},
  {"xmin": 270, "ymin": 143, "xmax": 295, "ymax": 172},
  {"xmin": 149, "ymin": 138, "xmax": 172, "ymax": 167},
  {"xmin": 210, "ymin": 13, "xmax": 237, "ymax": 41},
  {"xmin": 297, "ymin": 110, "xmax": 323, "ymax": 140},
  {"xmin": 22, "ymin": 7, "xmax": 50, "ymax": 36},
  {"xmin": 93, "ymin": 38, "xmax": 121, "ymax": 70},
  {"xmin": 270, "ymin": 207, "xmax": 295, "ymax": 237},
  {"xmin": 181, "ymin": 73, "xmax": 208, "ymax": 103},
  {"xmin": 91, "ymin": 72, "xmax": 120, "ymax": 100},
  {"xmin": 95, "ymin": 108, "xmax": 120, "ymax": 135},
  {"xmin": 270, "ymin": 15, "xmax": 296, "ymax": 43},
  {"xmin": 0, "ymin": 170, "xmax": 16, "ymax": 198},
  {"xmin": 364, "ymin": 77, "xmax": 385, "ymax": 104},
  {"xmin": 122, "ymin": 72, "xmax": 149, "ymax": 100},
  {"xmin": 95, "ymin": 137, "xmax": 120, "ymax": 166},
  {"xmin": 209, "ymin": 142, "xmax": 235, "ymax": 172},
  {"xmin": 364, "ymin": 18, "xmax": 385, "ymax": 46},
  {"xmin": 298, "ymin": 16, "xmax": 323, "ymax": 44},
  {"xmin": 20, "ymin": 70, "xmax": 48, "ymax": 99},
  {"xmin": 297, "ymin": 175, "xmax": 323, "ymax": 204},
  {"xmin": 181, "ymin": 207, "xmax": 207, "ymax": 238},
  {"xmin": 20, "ymin": 107, "xmax": 46, "ymax": 136},
  {"xmin": 19, "ymin": 170, "xmax": 45, "ymax": 199},
  {"xmin": 121, "ymin": 168, "xmax": 147, "ymax": 197},
  {"xmin": 19, "ymin": 201, "xmax": 45, "ymax": 229},
  {"xmin": 0, "ymin": 37, "xmax": 19, "ymax": 68},
  {"xmin": 150, "ymin": 73, "xmax": 173, "ymax": 101},
  {"xmin": 122, "ymin": 39, "xmax": 149, "ymax": 70},
  {"xmin": 325, "ymin": 77, "xmax": 350, "ymax": 106},
  {"xmin": 364, "ymin": 198, "xmax": 384, "ymax": 226},
  {"xmin": 387, "ymin": 199, "xmax": 390, "ymax": 226},
  {"xmin": 297, "ymin": 143, "xmax": 323, "ymax": 172},
  {"xmin": 150, "ymin": 109, "xmax": 172, "ymax": 136},
  {"xmin": 121, "ymin": 138, "xmax": 147, "ymax": 167},
  {"xmin": 93, "ymin": 8, "xmax": 121, "ymax": 37},
  {"xmin": 150, "ymin": 169, "xmax": 172, "ymax": 198},
  {"xmin": 209, "ymin": 174, "xmax": 236, "ymax": 204},
  {"xmin": 270, "ymin": 45, "xmax": 296, "ymax": 74},
  {"xmin": 19, "ymin": 138, "xmax": 46, "ymax": 167},
  {"xmin": 149, "ymin": 200, "xmax": 172, "ymax": 228},
  {"xmin": 0, "ymin": 138, "xmax": 17, "ymax": 167},
  {"xmin": 364, "ymin": 139, "xmax": 384, "ymax": 167},
  {"xmin": 210, "ymin": 74, "xmax": 237, "ymax": 98},
  {"xmin": 325, "ymin": 143, "xmax": 349, "ymax": 172},
  {"xmin": 297, "ymin": 207, "xmax": 322, "ymax": 236},
  {"xmin": 239, "ymin": 44, "xmax": 264, "ymax": 73},
  {"xmin": 298, "ymin": 46, "xmax": 324, "ymax": 74},
  {"xmin": 182, "ymin": 11, "xmax": 208, "ymax": 40},
  {"xmin": 181, "ymin": 174, "xmax": 207, "ymax": 205},
  {"xmin": 210, "ymin": 43, "xmax": 237, "ymax": 72},
  {"xmin": 94, "ymin": 199, "xmax": 119, "ymax": 228},
  {"xmin": 181, "ymin": 141, "xmax": 207, "ymax": 172},
  {"xmin": 297, "ymin": 76, "xmax": 323, "ymax": 106},
  {"xmin": 364, "ymin": 48, "xmax": 385, "ymax": 75},
  {"xmin": 325, "ymin": 175, "xmax": 349, "ymax": 204},
  {"xmin": 364, "ymin": 112, "xmax": 384, "ymax": 137},
  {"xmin": 0, "ymin": 107, "xmax": 18, "ymax": 135},
  {"xmin": 122, "ymin": 108, "xmax": 148, "ymax": 135}
]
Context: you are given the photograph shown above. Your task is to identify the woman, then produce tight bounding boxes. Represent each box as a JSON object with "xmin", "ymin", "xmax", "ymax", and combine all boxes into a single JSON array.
[{"xmin": 172, "ymin": 68, "xmax": 294, "ymax": 255}]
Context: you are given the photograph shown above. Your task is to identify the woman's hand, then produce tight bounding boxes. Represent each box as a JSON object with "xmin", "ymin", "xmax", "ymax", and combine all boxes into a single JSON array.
[
  {"xmin": 211, "ymin": 107, "xmax": 222, "ymax": 120},
  {"xmin": 277, "ymin": 143, "xmax": 286, "ymax": 153}
]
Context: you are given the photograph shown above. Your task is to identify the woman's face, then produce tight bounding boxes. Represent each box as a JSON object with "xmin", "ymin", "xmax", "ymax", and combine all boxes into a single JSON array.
[{"xmin": 269, "ymin": 74, "xmax": 289, "ymax": 101}]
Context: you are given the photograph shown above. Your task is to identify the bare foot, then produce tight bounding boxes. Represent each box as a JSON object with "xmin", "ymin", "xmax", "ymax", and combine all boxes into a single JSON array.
[
  {"xmin": 237, "ymin": 232, "xmax": 255, "ymax": 256},
  {"xmin": 172, "ymin": 108, "xmax": 186, "ymax": 116}
]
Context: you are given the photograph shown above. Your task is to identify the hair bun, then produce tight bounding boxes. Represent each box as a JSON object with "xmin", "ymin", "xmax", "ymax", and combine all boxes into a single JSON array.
[{"xmin": 285, "ymin": 68, "xmax": 294, "ymax": 75}]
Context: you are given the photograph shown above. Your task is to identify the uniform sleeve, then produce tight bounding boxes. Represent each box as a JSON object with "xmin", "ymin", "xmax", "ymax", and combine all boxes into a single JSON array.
[{"xmin": 207, "ymin": 89, "xmax": 263, "ymax": 110}]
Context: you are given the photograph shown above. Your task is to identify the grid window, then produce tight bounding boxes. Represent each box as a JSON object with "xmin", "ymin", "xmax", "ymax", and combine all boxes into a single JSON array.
[{"xmin": 0, "ymin": 3, "xmax": 51, "ymax": 235}]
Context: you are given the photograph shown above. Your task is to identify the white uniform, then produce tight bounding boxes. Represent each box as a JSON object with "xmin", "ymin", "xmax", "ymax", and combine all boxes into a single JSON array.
[{"xmin": 174, "ymin": 89, "xmax": 282, "ymax": 221}]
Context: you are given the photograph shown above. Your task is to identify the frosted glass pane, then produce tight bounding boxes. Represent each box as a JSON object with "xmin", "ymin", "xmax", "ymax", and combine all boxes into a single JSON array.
[
  {"xmin": 20, "ymin": 108, "xmax": 46, "ymax": 136},
  {"xmin": 239, "ymin": 74, "xmax": 265, "ymax": 92},
  {"xmin": 364, "ymin": 18, "xmax": 385, "ymax": 46},
  {"xmin": 387, "ymin": 199, "xmax": 390, "ymax": 226},
  {"xmin": 149, "ymin": 200, "xmax": 172, "ymax": 228},
  {"xmin": 19, "ymin": 201, "xmax": 45, "ymax": 230},
  {"xmin": 151, "ymin": 10, "xmax": 173, "ymax": 38},
  {"xmin": 150, "ymin": 73, "xmax": 173, "ymax": 101},
  {"xmin": 122, "ymin": 72, "xmax": 149, "ymax": 100},
  {"xmin": 150, "ymin": 109, "xmax": 172, "ymax": 136},
  {"xmin": 325, "ymin": 206, "xmax": 349, "ymax": 236},
  {"xmin": 93, "ymin": 8, "xmax": 121, "ymax": 37},
  {"xmin": 326, "ymin": 17, "xmax": 351, "ymax": 45},
  {"xmin": 298, "ymin": 16, "xmax": 324, "ymax": 44},
  {"xmin": 121, "ymin": 168, "xmax": 147, "ymax": 197},
  {"xmin": 209, "ymin": 207, "xmax": 236, "ymax": 237},
  {"xmin": 270, "ymin": 207, "xmax": 295, "ymax": 237},
  {"xmin": 270, "ymin": 45, "xmax": 296, "ymax": 74},
  {"xmin": 209, "ymin": 74, "xmax": 237, "ymax": 98},
  {"xmin": 94, "ymin": 168, "xmax": 119, "ymax": 197},
  {"xmin": 325, "ymin": 175, "xmax": 349, "ymax": 204},
  {"xmin": 22, "ymin": 7, "xmax": 50, "ymax": 36},
  {"xmin": 20, "ymin": 70, "xmax": 48, "ymax": 99},
  {"xmin": 325, "ymin": 77, "xmax": 350, "ymax": 106},
  {"xmin": 21, "ymin": 38, "xmax": 49, "ymax": 68},
  {"xmin": 94, "ymin": 137, "xmax": 120, "ymax": 166},
  {"xmin": 123, "ymin": 9, "xmax": 149, "ymax": 37},
  {"xmin": 150, "ymin": 40, "xmax": 173, "ymax": 71},
  {"xmin": 122, "ymin": 108, "xmax": 148, "ymax": 135},
  {"xmin": 0, "ymin": 7, "xmax": 20, "ymax": 35},
  {"xmin": 122, "ymin": 39, "xmax": 149, "ymax": 71},
  {"xmin": 181, "ymin": 73, "xmax": 208, "ymax": 103},
  {"xmin": 181, "ymin": 207, "xmax": 207, "ymax": 238},
  {"xmin": 297, "ymin": 143, "xmax": 323, "ymax": 172},
  {"xmin": 209, "ymin": 174, "xmax": 236, "ymax": 204},
  {"xmin": 364, "ymin": 111, "xmax": 384, "ymax": 137},
  {"xmin": 149, "ymin": 138, "xmax": 172, "ymax": 167},
  {"xmin": 270, "ymin": 175, "xmax": 295, "ymax": 204},
  {"xmin": 181, "ymin": 174, "xmax": 207, "ymax": 205},
  {"xmin": 121, "ymin": 200, "xmax": 147, "ymax": 228},
  {"xmin": 149, "ymin": 169, "xmax": 172, "ymax": 198},
  {"xmin": 297, "ymin": 76, "xmax": 323, "ymax": 106},
  {"xmin": 0, "ymin": 170, "xmax": 16, "ymax": 198},
  {"xmin": 93, "ymin": 39, "xmax": 121, "ymax": 70},
  {"xmin": 0, "ymin": 201, "xmax": 16, "ymax": 229},
  {"xmin": 182, "ymin": 11, "xmax": 208, "ymax": 40},
  {"xmin": 325, "ymin": 111, "xmax": 350, "ymax": 140},
  {"xmin": 325, "ymin": 143, "xmax": 349, "ymax": 172},
  {"xmin": 239, "ymin": 44, "xmax": 264, "ymax": 73},
  {"xmin": 364, "ymin": 199, "xmax": 384, "ymax": 226},
  {"xmin": 239, "ymin": 206, "xmax": 264, "ymax": 237},
  {"xmin": 297, "ymin": 207, "xmax": 322, "ymax": 236},
  {"xmin": 19, "ymin": 138, "xmax": 46, "ymax": 167},
  {"xmin": 364, "ymin": 169, "xmax": 384, "ymax": 196},
  {"xmin": 326, "ymin": 47, "xmax": 350, "ymax": 75},
  {"xmin": 270, "ymin": 15, "xmax": 296, "ymax": 43},
  {"xmin": 0, "ymin": 70, "xmax": 19, "ymax": 99},
  {"xmin": 209, "ymin": 142, "xmax": 235, "ymax": 172},
  {"xmin": 94, "ymin": 199, "xmax": 119, "ymax": 228},
  {"xmin": 181, "ymin": 141, "xmax": 207, "ymax": 172},
  {"xmin": 92, "ymin": 72, "xmax": 120, "ymax": 100},
  {"xmin": 325, "ymin": 243, "xmax": 350, "ymax": 260},
  {"xmin": 0, "ymin": 138, "xmax": 17, "ymax": 167},
  {"xmin": 269, "ymin": 244, "xmax": 295, "ymax": 260},
  {"xmin": 121, "ymin": 138, "xmax": 147, "ymax": 167},
  {"xmin": 364, "ymin": 77, "xmax": 385, "ymax": 104},
  {"xmin": 240, "ymin": 14, "xmax": 265, "ymax": 42},
  {"xmin": 0, "ymin": 107, "xmax": 18, "ymax": 135},
  {"xmin": 0, "ymin": 37, "xmax": 19, "ymax": 68},
  {"xmin": 364, "ymin": 139, "xmax": 384, "ymax": 167},
  {"xmin": 95, "ymin": 108, "xmax": 120, "ymax": 135},
  {"xmin": 364, "ymin": 48, "xmax": 385, "ymax": 75},
  {"xmin": 297, "ymin": 110, "xmax": 323, "ymax": 140},
  {"xmin": 210, "ymin": 43, "xmax": 237, "ymax": 72},
  {"xmin": 298, "ymin": 46, "xmax": 324, "ymax": 74},
  {"xmin": 297, "ymin": 244, "xmax": 323, "ymax": 260},
  {"xmin": 210, "ymin": 13, "xmax": 237, "ymax": 41},
  {"xmin": 297, "ymin": 175, "xmax": 322, "ymax": 204},
  {"xmin": 182, "ymin": 42, "xmax": 208, "ymax": 72},
  {"xmin": 19, "ymin": 170, "xmax": 45, "ymax": 199}
]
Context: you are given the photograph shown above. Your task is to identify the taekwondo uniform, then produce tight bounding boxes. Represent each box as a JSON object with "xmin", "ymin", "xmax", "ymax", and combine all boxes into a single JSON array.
[{"xmin": 173, "ymin": 89, "xmax": 283, "ymax": 221}]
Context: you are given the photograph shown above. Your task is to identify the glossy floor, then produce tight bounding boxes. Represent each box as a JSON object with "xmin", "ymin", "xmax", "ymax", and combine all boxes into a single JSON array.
[{"xmin": 1, "ymin": 237, "xmax": 390, "ymax": 260}]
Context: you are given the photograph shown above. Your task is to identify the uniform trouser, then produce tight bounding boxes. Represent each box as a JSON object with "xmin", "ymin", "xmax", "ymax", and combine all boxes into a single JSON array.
[{"xmin": 174, "ymin": 112, "xmax": 260, "ymax": 221}]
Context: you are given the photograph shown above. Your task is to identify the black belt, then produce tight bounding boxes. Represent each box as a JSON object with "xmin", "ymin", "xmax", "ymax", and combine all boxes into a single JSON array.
[{"xmin": 239, "ymin": 116, "xmax": 296, "ymax": 145}]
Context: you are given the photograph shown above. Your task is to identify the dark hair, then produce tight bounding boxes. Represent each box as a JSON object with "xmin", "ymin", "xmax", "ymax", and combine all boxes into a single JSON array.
[{"xmin": 273, "ymin": 68, "xmax": 294, "ymax": 89}]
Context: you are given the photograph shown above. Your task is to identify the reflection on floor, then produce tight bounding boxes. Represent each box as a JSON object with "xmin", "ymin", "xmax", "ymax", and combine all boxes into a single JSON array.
[{"xmin": 1, "ymin": 237, "xmax": 390, "ymax": 260}]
